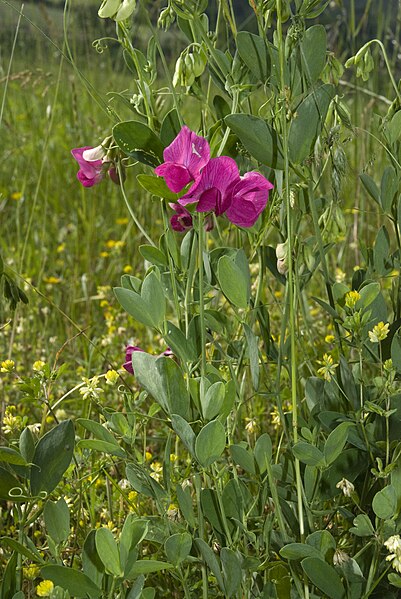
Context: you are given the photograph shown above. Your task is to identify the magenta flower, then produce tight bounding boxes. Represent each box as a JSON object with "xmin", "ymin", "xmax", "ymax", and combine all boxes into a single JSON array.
[
  {"xmin": 123, "ymin": 345, "xmax": 145, "ymax": 374},
  {"xmin": 71, "ymin": 146, "xmax": 105, "ymax": 187},
  {"xmin": 226, "ymin": 172, "xmax": 274, "ymax": 228},
  {"xmin": 179, "ymin": 156, "xmax": 240, "ymax": 216},
  {"xmin": 169, "ymin": 203, "xmax": 193, "ymax": 232},
  {"xmin": 155, "ymin": 126, "xmax": 210, "ymax": 193}
]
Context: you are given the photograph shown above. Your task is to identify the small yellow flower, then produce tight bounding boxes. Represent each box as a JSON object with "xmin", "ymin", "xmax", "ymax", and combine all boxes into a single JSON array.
[
  {"xmin": 128, "ymin": 490, "xmax": 138, "ymax": 502},
  {"xmin": 56, "ymin": 243, "xmax": 65, "ymax": 253},
  {"xmin": 384, "ymin": 359, "xmax": 394, "ymax": 372},
  {"xmin": 345, "ymin": 290, "xmax": 360, "ymax": 309},
  {"xmin": 36, "ymin": 580, "xmax": 54, "ymax": 597},
  {"xmin": 33, "ymin": 360, "xmax": 46, "ymax": 373},
  {"xmin": 123, "ymin": 265, "xmax": 133, "ymax": 273},
  {"xmin": 369, "ymin": 321, "xmax": 390, "ymax": 343},
  {"xmin": 45, "ymin": 415, "xmax": 54, "ymax": 424},
  {"xmin": 116, "ymin": 217, "xmax": 129, "ymax": 225},
  {"xmin": 145, "ymin": 451, "xmax": 153, "ymax": 461},
  {"xmin": 325, "ymin": 334, "xmax": 335, "ymax": 343},
  {"xmin": 317, "ymin": 353, "xmax": 338, "ymax": 381},
  {"xmin": 1, "ymin": 359, "xmax": 15, "ymax": 372},
  {"xmin": 10, "ymin": 191, "xmax": 23, "ymax": 201},
  {"xmin": 170, "ymin": 453, "xmax": 178, "ymax": 463},
  {"xmin": 43, "ymin": 276, "xmax": 61, "ymax": 284},
  {"xmin": 105, "ymin": 239, "xmax": 125, "ymax": 250},
  {"xmin": 105, "ymin": 369, "xmax": 119, "ymax": 385},
  {"xmin": 23, "ymin": 564, "xmax": 40, "ymax": 580},
  {"xmin": 100, "ymin": 251, "xmax": 109, "ymax": 258}
]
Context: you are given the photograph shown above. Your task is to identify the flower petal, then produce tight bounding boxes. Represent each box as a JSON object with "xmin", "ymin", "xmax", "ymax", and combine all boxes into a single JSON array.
[
  {"xmin": 226, "ymin": 171, "xmax": 273, "ymax": 227},
  {"xmin": 163, "ymin": 126, "xmax": 210, "ymax": 175},
  {"xmin": 155, "ymin": 162, "xmax": 192, "ymax": 193}
]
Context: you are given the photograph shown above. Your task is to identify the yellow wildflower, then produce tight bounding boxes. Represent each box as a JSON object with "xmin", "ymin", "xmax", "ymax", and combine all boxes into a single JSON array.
[
  {"xmin": 123, "ymin": 265, "xmax": 133, "ymax": 273},
  {"xmin": 100, "ymin": 251, "xmax": 109, "ymax": 258},
  {"xmin": 369, "ymin": 321, "xmax": 390, "ymax": 343},
  {"xmin": 317, "ymin": 353, "xmax": 338, "ymax": 381},
  {"xmin": 345, "ymin": 290, "xmax": 360, "ymax": 309},
  {"xmin": 105, "ymin": 370, "xmax": 119, "ymax": 385},
  {"xmin": 1, "ymin": 359, "xmax": 15, "ymax": 372},
  {"xmin": 128, "ymin": 490, "xmax": 138, "ymax": 502},
  {"xmin": 33, "ymin": 360, "xmax": 46, "ymax": 372},
  {"xmin": 325, "ymin": 334, "xmax": 335, "ymax": 343},
  {"xmin": 43, "ymin": 276, "xmax": 61, "ymax": 284},
  {"xmin": 36, "ymin": 580, "xmax": 54, "ymax": 597},
  {"xmin": 56, "ymin": 243, "xmax": 65, "ymax": 253},
  {"xmin": 10, "ymin": 191, "xmax": 23, "ymax": 201},
  {"xmin": 145, "ymin": 451, "xmax": 153, "ymax": 461},
  {"xmin": 23, "ymin": 564, "xmax": 40, "ymax": 579}
]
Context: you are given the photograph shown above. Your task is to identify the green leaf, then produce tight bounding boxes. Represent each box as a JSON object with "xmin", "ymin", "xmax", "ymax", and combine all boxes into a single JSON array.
[
  {"xmin": 195, "ymin": 420, "xmax": 226, "ymax": 467},
  {"xmin": 194, "ymin": 538, "xmax": 225, "ymax": 592},
  {"xmin": 373, "ymin": 226, "xmax": 390, "ymax": 274},
  {"xmin": 0, "ymin": 447, "xmax": 27, "ymax": 466},
  {"xmin": 388, "ymin": 110, "xmax": 401, "ymax": 145},
  {"xmin": 201, "ymin": 381, "xmax": 226, "ymax": 421},
  {"xmin": 288, "ymin": 84, "xmax": 335, "ymax": 163},
  {"xmin": 230, "ymin": 444, "xmax": 255, "ymax": 474},
  {"xmin": 225, "ymin": 114, "xmax": 284, "ymax": 170},
  {"xmin": 137, "ymin": 174, "xmax": 177, "ymax": 201},
  {"xmin": 306, "ymin": 530, "xmax": 336, "ymax": 560},
  {"xmin": 1, "ymin": 537, "xmax": 45, "ymax": 564},
  {"xmin": 301, "ymin": 557, "xmax": 346, "ymax": 599},
  {"xmin": 40, "ymin": 565, "xmax": 101, "ymax": 598},
  {"xmin": 76, "ymin": 418, "xmax": 118, "ymax": 445},
  {"xmin": 139, "ymin": 245, "xmax": 168, "ymax": 267},
  {"xmin": 132, "ymin": 353, "xmax": 190, "ymax": 419},
  {"xmin": 0, "ymin": 466, "xmax": 21, "ymax": 501},
  {"xmin": 160, "ymin": 108, "xmax": 181, "ymax": 146},
  {"xmin": 77, "ymin": 439, "xmax": 127, "ymax": 458},
  {"xmin": 388, "ymin": 572, "xmax": 401, "ymax": 588},
  {"xmin": 380, "ymin": 166, "xmax": 398, "ymax": 213},
  {"xmin": 254, "ymin": 433, "xmax": 272, "ymax": 474},
  {"xmin": 360, "ymin": 173, "xmax": 380, "ymax": 206},
  {"xmin": 113, "ymin": 120, "xmax": 164, "ymax": 167},
  {"xmin": 127, "ymin": 560, "xmax": 173, "ymax": 576},
  {"xmin": 95, "ymin": 527, "xmax": 122, "ymax": 577},
  {"xmin": 19, "ymin": 427, "xmax": 35, "ymax": 463},
  {"xmin": 141, "ymin": 271, "xmax": 166, "ymax": 328},
  {"xmin": 372, "ymin": 485, "xmax": 397, "ymax": 520},
  {"xmin": 349, "ymin": 514, "xmax": 375, "ymax": 537},
  {"xmin": 30, "ymin": 420, "xmax": 75, "ymax": 496},
  {"xmin": 44, "ymin": 498, "xmax": 70, "ymax": 545},
  {"xmin": 292, "ymin": 441, "xmax": 324, "ymax": 466},
  {"xmin": 324, "ymin": 422, "xmax": 354, "ymax": 466},
  {"xmin": 243, "ymin": 323, "xmax": 259, "ymax": 390},
  {"xmin": 280, "ymin": 543, "xmax": 322, "ymax": 560},
  {"xmin": 176, "ymin": 483, "xmax": 196, "ymax": 528},
  {"xmin": 171, "ymin": 414, "xmax": 196, "ymax": 456},
  {"xmin": 221, "ymin": 548, "xmax": 242, "ymax": 597},
  {"xmin": 114, "ymin": 287, "xmax": 154, "ymax": 327},
  {"xmin": 356, "ymin": 281, "xmax": 380, "ymax": 310},
  {"xmin": 300, "ymin": 25, "xmax": 327, "ymax": 84},
  {"xmin": 391, "ymin": 327, "xmax": 401, "ymax": 374},
  {"xmin": 236, "ymin": 31, "xmax": 271, "ymax": 81},
  {"xmin": 120, "ymin": 515, "xmax": 148, "ymax": 570},
  {"xmin": 126, "ymin": 462, "xmax": 166, "ymax": 502},
  {"xmin": 164, "ymin": 532, "xmax": 192, "ymax": 565},
  {"xmin": 164, "ymin": 321, "xmax": 197, "ymax": 363},
  {"xmin": 217, "ymin": 255, "xmax": 249, "ymax": 309}
]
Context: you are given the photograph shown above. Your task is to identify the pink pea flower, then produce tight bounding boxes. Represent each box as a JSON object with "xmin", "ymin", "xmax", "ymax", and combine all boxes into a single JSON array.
[
  {"xmin": 71, "ymin": 146, "xmax": 106, "ymax": 188},
  {"xmin": 225, "ymin": 172, "xmax": 274, "ymax": 228},
  {"xmin": 179, "ymin": 156, "xmax": 239, "ymax": 216},
  {"xmin": 169, "ymin": 203, "xmax": 193, "ymax": 232},
  {"xmin": 155, "ymin": 126, "xmax": 210, "ymax": 193},
  {"xmin": 123, "ymin": 345, "xmax": 144, "ymax": 374}
]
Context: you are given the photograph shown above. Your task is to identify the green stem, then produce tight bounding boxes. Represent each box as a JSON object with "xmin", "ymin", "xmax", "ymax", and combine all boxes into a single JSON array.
[
  {"xmin": 198, "ymin": 214, "xmax": 207, "ymax": 379},
  {"xmin": 358, "ymin": 39, "xmax": 401, "ymax": 104},
  {"xmin": 277, "ymin": 1, "xmax": 308, "ymax": 596},
  {"xmin": 117, "ymin": 163, "xmax": 155, "ymax": 246},
  {"xmin": 161, "ymin": 200, "xmax": 182, "ymax": 323}
]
